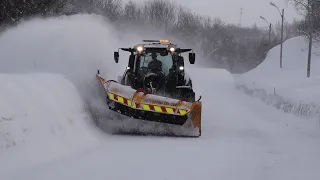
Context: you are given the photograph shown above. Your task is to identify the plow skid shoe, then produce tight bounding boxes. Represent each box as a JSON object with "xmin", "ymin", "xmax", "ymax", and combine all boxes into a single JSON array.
[{"xmin": 96, "ymin": 73, "xmax": 202, "ymax": 137}]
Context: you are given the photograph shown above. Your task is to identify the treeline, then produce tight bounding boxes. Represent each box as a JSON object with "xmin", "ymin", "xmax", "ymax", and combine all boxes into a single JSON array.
[
  {"xmin": 291, "ymin": 0, "xmax": 320, "ymax": 40},
  {"xmin": 0, "ymin": 0, "xmax": 303, "ymax": 73}
]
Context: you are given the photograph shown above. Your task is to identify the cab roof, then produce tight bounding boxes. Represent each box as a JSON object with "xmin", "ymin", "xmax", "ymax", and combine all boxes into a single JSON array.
[
  {"xmin": 119, "ymin": 40, "xmax": 192, "ymax": 53},
  {"xmin": 134, "ymin": 40, "xmax": 177, "ymax": 49}
]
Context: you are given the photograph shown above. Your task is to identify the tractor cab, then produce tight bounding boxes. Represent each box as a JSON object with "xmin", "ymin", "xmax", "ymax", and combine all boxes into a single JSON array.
[{"xmin": 114, "ymin": 40, "xmax": 196, "ymax": 101}]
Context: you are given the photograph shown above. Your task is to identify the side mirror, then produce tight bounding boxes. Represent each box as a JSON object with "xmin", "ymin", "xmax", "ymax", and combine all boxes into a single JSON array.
[
  {"xmin": 114, "ymin": 52, "xmax": 119, "ymax": 63},
  {"xmin": 189, "ymin": 53, "xmax": 195, "ymax": 64}
]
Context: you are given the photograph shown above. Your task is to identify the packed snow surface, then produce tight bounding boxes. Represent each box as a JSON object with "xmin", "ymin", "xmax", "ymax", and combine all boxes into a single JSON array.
[{"xmin": 0, "ymin": 14, "xmax": 320, "ymax": 180}]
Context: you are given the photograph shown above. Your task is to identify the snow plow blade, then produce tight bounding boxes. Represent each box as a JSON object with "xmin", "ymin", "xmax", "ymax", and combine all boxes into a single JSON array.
[{"xmin": 96, "ymin": 73, "xmax": 202, "ymax": 137}]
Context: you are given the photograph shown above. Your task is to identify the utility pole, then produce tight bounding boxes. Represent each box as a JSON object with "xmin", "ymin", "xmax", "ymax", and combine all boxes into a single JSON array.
[
  {"xmin": 260, "ymin": 16, "xmax": 272, "ymax": 46},
  {"xmin": 270, "ymin": 2, "xmax": 284, "ymax": 69},
  {"xmin": 307, "ymin": 0, "xmax": 314, "ymax": 77},
  {"xmin": 280, "ymin": 8, "xmax": 284, "ymax": 69}
]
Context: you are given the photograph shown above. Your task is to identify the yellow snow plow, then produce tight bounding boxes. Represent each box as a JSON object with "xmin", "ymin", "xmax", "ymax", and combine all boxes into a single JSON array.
[{"xmin": 97, "ymin": 40, "xmax": 202, "ymax": 137}]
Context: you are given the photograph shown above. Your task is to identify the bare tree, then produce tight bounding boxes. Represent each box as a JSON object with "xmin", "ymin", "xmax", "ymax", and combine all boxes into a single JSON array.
[
  {"xmin": 290, "ymin": 0, "xmax": 320, "ymax": 77},
  {"xmin": 173, "ymin": 6, "xmax": 202, "ymax": 40},
  {"xmin": 100, "ymin": 0, "xmax": 122, "ymax": 21},
  {"xmin": 142, "ymin": 0, "xmax": 176, "ymax": 30},
  {"xmin": 199, "ymin": 17, "xmax": 226, "ymax": 60},
  {"xmin": 123, "ymin": 1, "xmax": 142, "ymax": 22}
]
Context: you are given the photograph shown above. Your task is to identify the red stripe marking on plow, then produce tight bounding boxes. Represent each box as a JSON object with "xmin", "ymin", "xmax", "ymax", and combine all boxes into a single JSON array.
[
  {"xmin": 149, "ymin": 105, "xmax": 155, "ymax": 111},
  {"xmin": 114, "ymin": 94, "xmax": 118, "ymax": 101},
  {"xmin": 123, "ymin": 98, "xmax": 128, "ymax": 105},
  {"xmin": 161, "ymin": 106, "xmax": 167, "ymax": 113}
]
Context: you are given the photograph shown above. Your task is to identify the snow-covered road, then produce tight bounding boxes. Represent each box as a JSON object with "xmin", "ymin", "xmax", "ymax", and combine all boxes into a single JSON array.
[
  {"xmin": 1, "ymin": 15, "xmax": 320, "ymax": 180},
  {"xmin": 2, "ymin": 67, "xmax": 320, "ymax": 180}
]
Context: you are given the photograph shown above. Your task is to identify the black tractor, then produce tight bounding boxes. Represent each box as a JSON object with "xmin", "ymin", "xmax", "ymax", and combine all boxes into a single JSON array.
[{"xmin": 114, "ymin": 40, "xmax": 196, "ymax": 102}]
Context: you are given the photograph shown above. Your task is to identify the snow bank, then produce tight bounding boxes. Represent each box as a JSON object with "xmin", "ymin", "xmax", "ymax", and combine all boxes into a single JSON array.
[
  {"xmin": 237, "ymin": 36, "xmax": 320, "ymax": 97},
  {"xmin": 0, "ymin": 14, "xmax": 120, "ymax": 151},
  {"xmin": 0, "ymin": 73, "xmax": 101, "ymax": 174},
  {"xmin": 236, "ymin": 36, "xmax": 320, "ymax": 121}
]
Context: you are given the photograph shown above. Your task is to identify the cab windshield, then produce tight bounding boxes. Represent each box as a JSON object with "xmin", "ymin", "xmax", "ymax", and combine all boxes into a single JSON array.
[{"xmin": 138, "ymin": 52, "xmax": 173, "ymax": 76}]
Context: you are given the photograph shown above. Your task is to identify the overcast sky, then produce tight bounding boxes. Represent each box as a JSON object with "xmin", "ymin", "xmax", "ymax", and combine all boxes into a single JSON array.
[{"xmin": 124, "ymin": 0, "xmax": 303, "ymax": 28}]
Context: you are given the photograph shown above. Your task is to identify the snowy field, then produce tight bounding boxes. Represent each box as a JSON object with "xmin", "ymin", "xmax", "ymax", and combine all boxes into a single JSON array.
[{"xmin": 0, "ymin": 14, "xmax": 320, "ymax": 180}]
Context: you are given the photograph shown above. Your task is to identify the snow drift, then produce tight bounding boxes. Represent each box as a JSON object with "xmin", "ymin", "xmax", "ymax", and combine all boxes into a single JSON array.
[
  {"xmin": 237, "ymin": 36, "xmax": 320, "ymax": 91},
  {"xmin": 236, "ymin": 36, "xmax": 320, "ymax": 121},
  {"xmin": 0, "ymin": 73, "xmax": 94, "ymax": 150},
  {"xmin": 0, "ymin": 73, "xmax": 103, "ymax": 174},
  {"xmin": 0, "ymin": 14, "xmax": 120, "ymax": 149}
]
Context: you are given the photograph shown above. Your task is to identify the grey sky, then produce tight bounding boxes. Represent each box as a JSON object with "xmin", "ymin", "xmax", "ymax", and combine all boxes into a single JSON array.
[{"xmin": 124, "ymin": 0, "xmax": 303, "ymax": 27}]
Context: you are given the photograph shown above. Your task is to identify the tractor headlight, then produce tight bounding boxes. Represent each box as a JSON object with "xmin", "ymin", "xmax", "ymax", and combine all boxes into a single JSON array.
[
  {"xmin": 136, "ymin": 46, "xmax": 144, "ymax": 52},
  {"xmin": 169, "ymin": 47, "xmax": 175, "ymax": 52}
]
